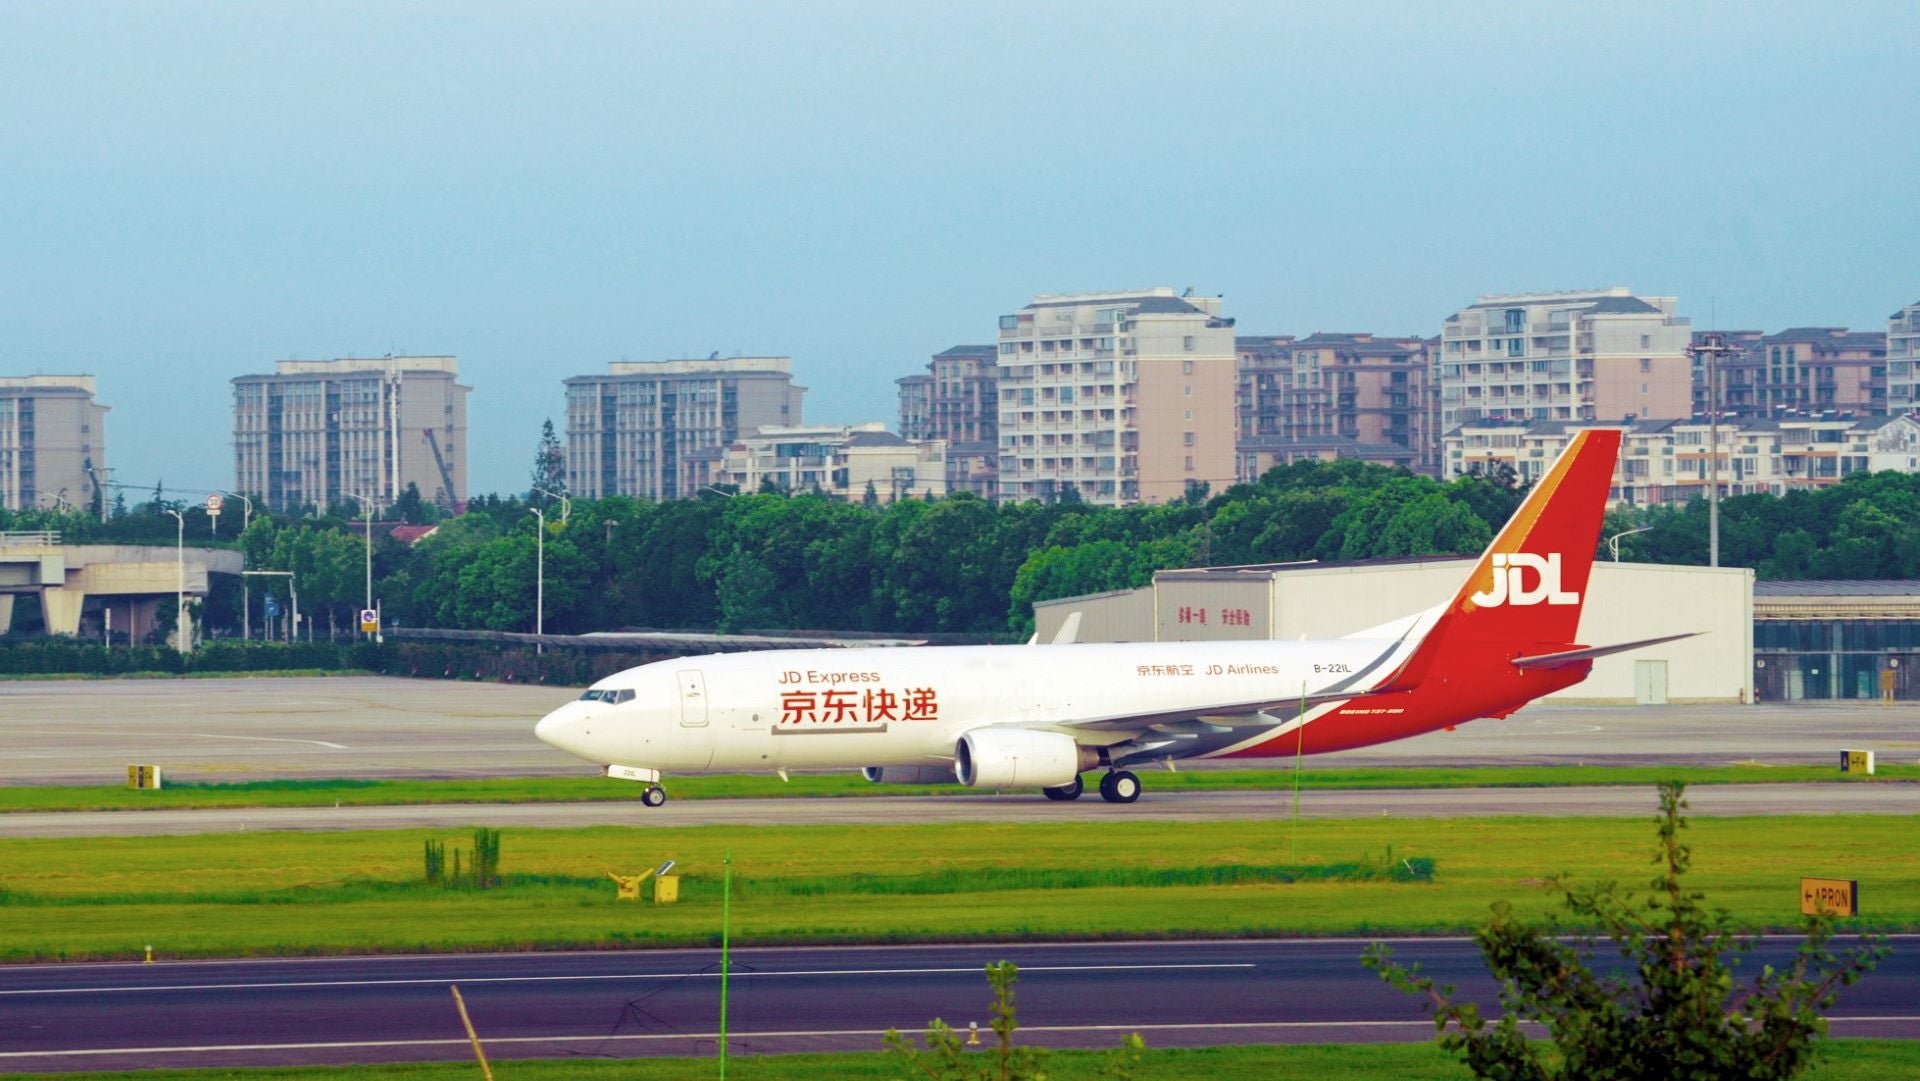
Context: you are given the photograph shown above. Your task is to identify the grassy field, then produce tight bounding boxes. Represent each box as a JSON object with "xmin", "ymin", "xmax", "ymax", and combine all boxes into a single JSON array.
[
  {"xmin": 0, "ymin": 813, "xmax": 1909, "ymax": 961},
  {"xmin": 4, "ymin": 1041, "xmax": 1916, "ymax": 1081},
  {"xmin": 4, "ymin": 762, "xmax": 1913, "ymax": 813}
]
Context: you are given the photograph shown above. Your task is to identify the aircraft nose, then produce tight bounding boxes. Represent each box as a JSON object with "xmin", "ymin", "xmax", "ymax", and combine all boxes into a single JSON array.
[{"xmin": 535, "ymin": 703, "xmax": 599, "ymax": 762}]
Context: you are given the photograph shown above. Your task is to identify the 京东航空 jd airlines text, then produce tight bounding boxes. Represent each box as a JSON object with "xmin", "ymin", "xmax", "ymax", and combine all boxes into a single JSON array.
[{"xmin": 535, "ymin": 430, "xmax": 1691, "ymax": 807}]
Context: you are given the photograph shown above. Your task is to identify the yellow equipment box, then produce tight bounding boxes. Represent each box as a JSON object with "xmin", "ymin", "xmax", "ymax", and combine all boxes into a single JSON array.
[{"xmin": 654, "ymin": 874, "xmax": 681, "ymax": 904}]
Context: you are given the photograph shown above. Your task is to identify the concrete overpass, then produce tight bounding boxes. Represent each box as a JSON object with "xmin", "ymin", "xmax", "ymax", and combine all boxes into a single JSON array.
[{"xmin": 0, "ymin": 531, "xmax": 243, "ymax": 644}]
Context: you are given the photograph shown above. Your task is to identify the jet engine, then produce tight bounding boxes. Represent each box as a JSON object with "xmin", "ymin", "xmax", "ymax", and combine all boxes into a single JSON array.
[
  {"xmin": 861, "ymin": 765, "xmax": 955, "ymax": 785},
  {"xmin": 954, "ymin": 728, "xmax": 1097, "ymax": 788}
]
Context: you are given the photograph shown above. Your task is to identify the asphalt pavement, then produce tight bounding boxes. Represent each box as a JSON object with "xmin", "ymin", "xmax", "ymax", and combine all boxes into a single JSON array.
[
  {"xmin": 1, "ymin": 782, "xmax": 1916, "ymax": 838},
  {"xmin": 0, "ymin": 937, "xmax": 1911, "ymax": 1071}
]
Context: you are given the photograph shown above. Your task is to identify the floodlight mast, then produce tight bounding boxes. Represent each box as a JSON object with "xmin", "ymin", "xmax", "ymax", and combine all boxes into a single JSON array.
[{"xmin": 1686, "ymin": 331, "xmax": 1740, "ymax": 568}]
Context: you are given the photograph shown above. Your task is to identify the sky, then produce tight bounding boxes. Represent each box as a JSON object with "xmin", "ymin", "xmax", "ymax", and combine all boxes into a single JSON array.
[{"xmin": 4, "ymin": 1, "xmax": 1917, "ymax": 497}]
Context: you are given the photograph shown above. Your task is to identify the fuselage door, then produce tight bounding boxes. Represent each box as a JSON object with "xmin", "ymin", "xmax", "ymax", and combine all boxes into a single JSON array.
[{"xmin": 677, "ymin": 669, "xmax": 709, "ymax": 727}]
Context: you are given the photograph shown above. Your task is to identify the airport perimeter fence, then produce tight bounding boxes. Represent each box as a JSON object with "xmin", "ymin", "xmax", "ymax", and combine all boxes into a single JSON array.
[{"xmin": 0, "ymin": 639, "xmax": 674, "ymax": 686}]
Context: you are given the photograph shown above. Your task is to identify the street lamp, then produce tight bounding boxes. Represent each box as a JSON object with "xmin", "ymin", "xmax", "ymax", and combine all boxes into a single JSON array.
[
  {"xmin": 531, "ymin": 486, "xmax": 570, "ymax": 523},
  {"xmin": 163, "ymin": 508, "xmax": 188, "ymax": 654},
  {"xmin": 1605, "ymin": 526, "xmax": 1655, "ymax": 563},
  {"xmin": 220, "ymin": 492, "xmax": 255, "ymax": 640},
  {"xmin": 528, "ymin": 505, "xmax": 546, "ymax": 651},
  {"xmin": 344, "ymin": 493, "xmax": 376, "ymax": 638},
  {"xmin": 696, "ymin": 484, "xmax": 739, "ymax": 499}
]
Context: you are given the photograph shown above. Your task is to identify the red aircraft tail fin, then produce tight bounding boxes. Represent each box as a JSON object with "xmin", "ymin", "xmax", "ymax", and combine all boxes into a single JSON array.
[{"xmin": 1375, "ymin": 428, "xmax": 1622, "ymax": 691}]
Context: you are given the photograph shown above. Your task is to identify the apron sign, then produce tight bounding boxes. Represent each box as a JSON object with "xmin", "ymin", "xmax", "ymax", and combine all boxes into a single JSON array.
[{"xmin": 1800, "ymin": 877, "xmax": 1858, "ymax": 917}]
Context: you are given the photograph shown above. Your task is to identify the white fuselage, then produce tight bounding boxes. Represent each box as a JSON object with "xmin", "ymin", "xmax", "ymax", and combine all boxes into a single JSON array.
[{"xmin": 534, "ymin": 636, "xmax": 1399, "ymax": 777}]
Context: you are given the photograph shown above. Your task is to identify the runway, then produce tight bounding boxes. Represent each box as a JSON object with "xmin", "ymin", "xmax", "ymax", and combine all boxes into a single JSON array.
[
  {"xmin": 0, "ymin": 937, "xmax": 1908, "ymax": 1071},
  {"xmin": 1, "ymin": 781, "xmax": 1915, "ymax": 837}
]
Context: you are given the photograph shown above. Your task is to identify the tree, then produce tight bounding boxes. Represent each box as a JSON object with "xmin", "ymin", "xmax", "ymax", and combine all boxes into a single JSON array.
[
  {"xmin": 885, "ymin": 961, "xmax": 1144, "ymax": 1081},
  {"xmin": 529, "ymin": 418, "xmax": 566, "ymax": 502},
  {"xmin": 1364, "ymin": 783, "xmax": 1886, "ymax": 1081}
]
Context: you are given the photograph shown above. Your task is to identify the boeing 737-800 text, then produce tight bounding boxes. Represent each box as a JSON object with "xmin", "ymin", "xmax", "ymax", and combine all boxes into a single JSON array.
[{"xmin": 535, "ymin": 429, "xmax": 1685, "ymax": 806}]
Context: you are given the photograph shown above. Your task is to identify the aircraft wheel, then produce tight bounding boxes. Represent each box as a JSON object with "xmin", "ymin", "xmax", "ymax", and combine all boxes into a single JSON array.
[
  {"xmin": 1098, "ymin": 770, "xmax": 1141, "ymax": 804},
  {"xmin": 1042, "ymin": 776, "xmax": 1084, "ymax": 801},
  {"xmin": 641, "ymin": 785, "xmax": 667, "ymax": 808}
]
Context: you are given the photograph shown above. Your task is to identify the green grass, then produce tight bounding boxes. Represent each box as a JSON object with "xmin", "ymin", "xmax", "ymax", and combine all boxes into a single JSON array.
[
  {"xmin": 3, "ymin": 1041, "xmax": 1915, "ymax": 1081},
  {"xmin": 5, "ymin": 762, "xmax": 1914, "ymax": 814},
  {"xmin": 0, "ymin": 814, "xmax": 1910, "ymax": 962}
]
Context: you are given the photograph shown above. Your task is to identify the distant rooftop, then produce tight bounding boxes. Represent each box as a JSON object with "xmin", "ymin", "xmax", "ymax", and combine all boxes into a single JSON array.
[{"xmin": 603, "ymin": 356, "xmax": 792, "ymax": 377}]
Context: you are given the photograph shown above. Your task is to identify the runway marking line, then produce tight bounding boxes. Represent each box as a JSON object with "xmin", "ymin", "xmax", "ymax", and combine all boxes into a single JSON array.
[
  {"xmin": 187, "ymin": 733, "xmax": 350, "ymax": 750},
  {"xmin": 6, "ymin": 1017, "xmax": 1918, "ymax": 1059},
  {"xmin": 0, "ymin": 961, "xmax": 1255, "ymax": 997}
]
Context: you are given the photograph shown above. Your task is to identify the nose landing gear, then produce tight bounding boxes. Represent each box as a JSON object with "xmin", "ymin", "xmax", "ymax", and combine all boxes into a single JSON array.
[{"xmin": 641, "ymin": 785, "xmax": 667, "ymax": 808}]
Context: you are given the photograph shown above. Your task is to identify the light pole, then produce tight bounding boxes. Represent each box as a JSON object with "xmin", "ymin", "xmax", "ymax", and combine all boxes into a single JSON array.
[
  {"xmin": 221, "ymin": 492, "xmax": 254, "ymax": 640},
  {"xmin": 1687, "ymin": 332, "xmax": 1740, "ymax": 567},
  {"xmin": 163, "ymin": 508, "xmax": 188, "ymax": 654},
  {"xmin": 529, "ymin": 505, "xmax": 545, "ymax": 637},
  {"xmin": 1605, "ymin": 526, "xmax": 1655, "ymax": 563},
  {"xmin": 345, "ymin": 493, "xmax": 376, "ymax": 637}
]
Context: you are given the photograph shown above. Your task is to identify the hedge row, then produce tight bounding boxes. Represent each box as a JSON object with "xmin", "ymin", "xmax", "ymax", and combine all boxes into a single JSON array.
[{"xmin": 0, "ymin": 640, "xmax": 669, "ymax": 686}]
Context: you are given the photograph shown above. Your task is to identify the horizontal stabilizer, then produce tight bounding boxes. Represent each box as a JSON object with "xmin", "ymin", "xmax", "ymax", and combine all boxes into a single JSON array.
[{"xmin": 1510, "ymin": 632, "xmax": 1702, "ymax": 670}]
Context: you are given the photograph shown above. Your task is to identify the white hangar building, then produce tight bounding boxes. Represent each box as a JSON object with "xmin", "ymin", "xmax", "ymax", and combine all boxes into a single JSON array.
[{"xmin": 1032, "ymin": 559, "xmax": 1754, "ymax": 705}]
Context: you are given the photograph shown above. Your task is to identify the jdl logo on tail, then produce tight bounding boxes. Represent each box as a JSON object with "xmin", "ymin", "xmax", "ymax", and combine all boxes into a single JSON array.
[{"xmin": 1470, "ymin": 553, "xmax": 1580, "ymax": 608}]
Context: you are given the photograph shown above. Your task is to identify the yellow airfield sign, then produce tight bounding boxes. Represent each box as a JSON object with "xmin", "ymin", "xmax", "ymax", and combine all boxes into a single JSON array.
[{"xmin": 1800, "ymin": 877, "xmax": 1859, "ymax": 917}]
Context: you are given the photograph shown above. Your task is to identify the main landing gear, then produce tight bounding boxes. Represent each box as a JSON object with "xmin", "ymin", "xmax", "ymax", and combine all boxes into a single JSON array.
[
  {"xmin": 1041, "ymin": 770, "xmax": 1141, "ymax": 804},
  {"xmin": 641, "ymin": 785, "xmax": 667, "ymax": 808},
  {"xmin": 1098, "ymin": 770, "xmax": 1141, "ymax": 804}
]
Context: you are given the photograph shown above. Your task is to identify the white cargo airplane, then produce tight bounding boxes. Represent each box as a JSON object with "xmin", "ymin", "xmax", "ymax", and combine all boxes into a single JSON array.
[{"xmin": 536, "ymin": 429, "xmax": 1684, "ymax": 806}]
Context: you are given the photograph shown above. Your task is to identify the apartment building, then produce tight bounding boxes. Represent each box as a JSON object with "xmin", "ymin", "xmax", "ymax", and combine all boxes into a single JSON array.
[
  {"xmin": 0, "ymin": 376, "xmax": 108, "ymax": 513},
  {"xmin": 1445, "ymin": 415, "xmax": 1920, "ymax": 502},
  {"xmin": 563, "ymin": 357, "xmax": 805, "ymax": 500},
  {"xmin": 709, "ymin": 423, "xmax": 946, "ymax": 503},
  {"xmin": 896, "ymin": 373, "xmax": 932, "ymax": 441},
  {"xmin": 1704, "ymin": 327, "xmax": 1887, "ymax": 416},
  {"xmin": 996, "ymin": 288, "xmax": 1236, "ymax": 505},
  {"xmin": 1890, "ymin": 300, "xmax": 1920, "ymax": 414},
  {"xmin": 232, "ymin": 357, "xmax": 467, "ymax": 513},
  {"xmin": 1438, "ymin": 288, "xmax": 1692, "ymax": 432},
  {"xmin": 1235, "ymin": 333, "xmax": 1439, "ymax": 480},
  {"xmin": 898, "ymin": 344, "xmax": 999, "ymax": 498}
]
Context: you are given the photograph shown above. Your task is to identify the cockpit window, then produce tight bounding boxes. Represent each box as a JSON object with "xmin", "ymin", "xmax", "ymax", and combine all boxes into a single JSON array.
[
  {"xmin": 614, "ymin": 689, "xmax": 635, "ymax": 704},
  {"xmin": 580, "ymin": 688, "xmax": 635, "ymax": 704}
]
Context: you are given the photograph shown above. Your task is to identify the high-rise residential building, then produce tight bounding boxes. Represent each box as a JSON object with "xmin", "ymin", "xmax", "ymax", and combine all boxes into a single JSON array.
[
  {"xmin": 996, "ymin": 288, "xmax": 1236, "ymax": 505},
  {"xmin": 898, "ymin": 344, "xmax": 999, "ymax": 497},
  {"xmin": 563, "ymin": 357, "xmax": 805, "ymax": 500},
  {"xmin": 232, "ymin": 356, "xmax": 469, "ymax": 513},
  {"xmin": 1438, "ymin": 287, "xmax": 1692, "ymax": 433},
  {"xmin": 0, "ymin": 376, "xmax": 108, "ymax": 513},
  {"xmin": 1889, "ymin": 300, "xmax": 1920, "ymax": 414},
  {"xmin": 1707, "ymin": 327, "xmax": 1886, "ymax": 416},
  {"xmin": 1234, "ymin": 333, "xmax": 1440, "ymax": 480},
  {"xmin": 710, "ymin": 423, "xmax": 947, "ymax": 502}
]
